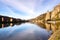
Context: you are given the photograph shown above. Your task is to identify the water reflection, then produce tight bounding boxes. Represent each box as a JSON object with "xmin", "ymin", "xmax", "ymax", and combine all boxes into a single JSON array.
[
  {"xmin": 31, "ymin": 20, "xmax": 60, "ymax": 32},
  {"xmin": 0, "ymin": 22, "xmax": 23, "ymax": 28},
  {"xmin": 0, "ymin": 23, "xmax": 51, "ymax": 40}
]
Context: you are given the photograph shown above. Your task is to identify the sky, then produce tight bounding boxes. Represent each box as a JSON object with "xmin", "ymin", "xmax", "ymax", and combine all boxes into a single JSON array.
[{"xmin": 0, "ymin": 0, "xmax": 60, "ymax": 19}]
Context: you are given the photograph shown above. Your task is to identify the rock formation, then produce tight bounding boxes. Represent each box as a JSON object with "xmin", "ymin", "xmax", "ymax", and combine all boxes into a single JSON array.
[{"xmin": 29, "ymin": 4, "xmax": 60, "ymax": 40}]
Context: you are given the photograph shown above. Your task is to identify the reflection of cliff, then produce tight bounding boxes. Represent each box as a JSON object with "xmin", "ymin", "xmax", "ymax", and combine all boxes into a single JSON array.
[
  {"xmin": 29, "ymin": 4, "xmax": 60, "ymax": 32},
  {"xmin": 48, "ymin": 29, "xmax": 60, "ymax": 40},
  {"xmin": 0, "ymin": 15, "xmax": 29, "ymax": 28}
]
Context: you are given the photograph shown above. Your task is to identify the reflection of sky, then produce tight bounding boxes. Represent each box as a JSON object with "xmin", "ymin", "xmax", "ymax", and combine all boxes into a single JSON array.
[
  {"xmin": 0, "ymin": 0, "xmax": 60, "ymax": 19},
  {"xmin": 0, "ymin": 23, "xmax": 50, "ymax": 40}
]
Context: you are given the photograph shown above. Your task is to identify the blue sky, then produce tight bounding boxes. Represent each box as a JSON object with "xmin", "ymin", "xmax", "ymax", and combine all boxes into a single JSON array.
[{"xmin": 0, "ymin": 0, "xmax": 60, "ymax": 19}]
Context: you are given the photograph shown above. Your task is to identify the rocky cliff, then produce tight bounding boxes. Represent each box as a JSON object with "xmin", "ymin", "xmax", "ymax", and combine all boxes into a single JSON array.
[{"xmin": 29, "ymin": 4, "xmax": 60, "ymax": 40}]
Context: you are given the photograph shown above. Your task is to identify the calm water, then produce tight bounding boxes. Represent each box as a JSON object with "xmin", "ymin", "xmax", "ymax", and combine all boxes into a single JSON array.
[{"xmin": 0, "ymin": 23, "xmax": 51, "ymax": 40}]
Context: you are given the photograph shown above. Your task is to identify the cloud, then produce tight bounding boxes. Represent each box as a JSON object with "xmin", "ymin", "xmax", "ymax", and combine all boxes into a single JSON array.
[
  {"xmin": 1, "ymin": 0, "xmax": 36, "ymax": 14},
  {"xmin": 0, "ymin": 0, "xmax": 60, "ymax": 19},
  {"xmin": 0, "ymin": 0, "xmax": 37, "ymax": 19}
]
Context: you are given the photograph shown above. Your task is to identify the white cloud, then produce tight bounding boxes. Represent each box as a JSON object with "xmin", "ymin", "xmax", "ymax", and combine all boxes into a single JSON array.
[
  {"xmin": 0, "ymin": 0, "xmax": 60, "ymax": 19},
  {"xmin": 1, "ymin": 0, "xmax": 36, "ymax": 14},
  {"xmin": 0, "ymin": 0, "xmax": 38, "ymax": 19}
]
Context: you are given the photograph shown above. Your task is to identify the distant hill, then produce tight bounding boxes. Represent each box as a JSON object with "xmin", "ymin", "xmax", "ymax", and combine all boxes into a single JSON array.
[
  {"xmin": 0, "ymin": 15, "xmax": 29, "ymax": 28},
  {"xmin": 0, "ymin": 15, "xmax": 29, "ymax": 23},
  {"xmin": 0, "ymin": 15, "xmax": 22, "ymax": 22}
]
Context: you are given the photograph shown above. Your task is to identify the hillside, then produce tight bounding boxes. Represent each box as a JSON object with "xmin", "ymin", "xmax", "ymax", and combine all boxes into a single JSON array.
[{"xmin": 29, "ymin": 4, "xmax": 60, "ymax": 40}]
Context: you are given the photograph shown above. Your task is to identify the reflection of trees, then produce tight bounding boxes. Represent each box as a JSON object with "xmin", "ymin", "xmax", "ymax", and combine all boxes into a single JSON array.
[
  {"xmin": 0, "ymin": 23, "xmax": 19, "ymax": 28},
  {"xmin": 0, "ymin": 20, "xmax": 29, "ymax": 28}
]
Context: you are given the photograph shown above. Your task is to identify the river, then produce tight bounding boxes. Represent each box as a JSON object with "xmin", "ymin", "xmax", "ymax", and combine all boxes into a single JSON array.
[{"xmin": 0, "ymin": 23, "xmax": 51, "ymax": 40}]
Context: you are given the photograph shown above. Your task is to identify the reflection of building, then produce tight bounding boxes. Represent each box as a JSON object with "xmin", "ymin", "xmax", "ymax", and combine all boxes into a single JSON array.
[
  {"xmin": 10, "ymin": 23, "xmax": 14, "ymax": 27},
  {"xmin": 29, "ymin": 4, "xmax": 60, "ymax": 32}
]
